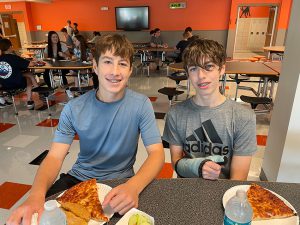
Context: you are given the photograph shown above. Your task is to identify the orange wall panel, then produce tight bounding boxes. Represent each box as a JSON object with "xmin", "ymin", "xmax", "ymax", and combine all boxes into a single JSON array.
[
  {"xmin": 28, "ymin": 0, "xmax": 231, "ymax": 31},
  {"xmin": 0, "ymin": 0, "xmax": 291, "ymax": 32},
  {"xmin": 238, "ymin": 6, "xmax": 270, "ymax": 18},
  {"xmin": 278, "ymin": 0, "xmax": 292, "ymax": 29},
  {"xmin": 12, "ymin": 14, "xmax": 24, "ymax": 23}
]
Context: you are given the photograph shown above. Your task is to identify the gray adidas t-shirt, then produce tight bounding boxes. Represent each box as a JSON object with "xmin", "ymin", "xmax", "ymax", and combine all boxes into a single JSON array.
[{"xmin": 163, "ymin": 98, "xmax": 257, "ymax": 179}]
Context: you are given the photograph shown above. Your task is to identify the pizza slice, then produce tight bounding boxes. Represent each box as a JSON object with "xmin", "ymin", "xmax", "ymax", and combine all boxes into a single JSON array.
[
  {"xmin": 57, "ymin": 178, "xmax": 109, "ymax": 222},
  {"xmin": 247, "ymin": 183, "xmax": 296, "ymax": 220}
]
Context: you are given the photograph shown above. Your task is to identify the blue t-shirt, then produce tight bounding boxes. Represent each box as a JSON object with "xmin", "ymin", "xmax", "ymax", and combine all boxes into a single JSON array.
[{"xmin": 54, "ymin": 89, "xmax": 161, "ymax": 181}]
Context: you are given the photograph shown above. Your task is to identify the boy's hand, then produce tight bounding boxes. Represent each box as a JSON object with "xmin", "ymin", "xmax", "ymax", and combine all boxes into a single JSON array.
[
  {"xmin": 202, "ymin": 161, "xmax": 221, "ymax": 180},
  {"xmin": 6, "ymin": 195, "xmax": 45, "ymax": 225},
  {"xmin": 102, "ymin": 183, "xmax": 139, "ymax": 215}
]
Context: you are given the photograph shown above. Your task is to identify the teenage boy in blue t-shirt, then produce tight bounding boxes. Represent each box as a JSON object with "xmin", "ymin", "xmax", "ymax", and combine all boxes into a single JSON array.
[{"xmin": 7, "ymin": 34, "xmax": 164, "ymax": 225}]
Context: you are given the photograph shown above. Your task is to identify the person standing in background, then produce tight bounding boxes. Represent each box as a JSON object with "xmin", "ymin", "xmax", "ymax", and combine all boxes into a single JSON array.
[
  {"xmin": 65, "ymin": 20, "xmax": 74, "ymax": 37},
  {"xmin": 73, "ymin": 23, "xmax": 79, "ymax": 36}
]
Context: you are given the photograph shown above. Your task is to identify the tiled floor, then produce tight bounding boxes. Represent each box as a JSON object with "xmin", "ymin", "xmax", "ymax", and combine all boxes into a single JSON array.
[{"xmin": 0, "ymin": 66, "xmax": 272, "ymax": 223}]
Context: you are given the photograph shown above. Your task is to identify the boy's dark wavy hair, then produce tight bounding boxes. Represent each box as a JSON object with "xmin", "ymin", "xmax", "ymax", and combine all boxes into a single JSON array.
[{"xmin": 182, "ymin": 38, "xmax": 226, "ymax": 71}]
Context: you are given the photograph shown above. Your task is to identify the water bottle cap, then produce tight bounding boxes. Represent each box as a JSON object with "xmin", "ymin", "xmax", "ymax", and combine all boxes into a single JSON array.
[
  {"xmin": 236, "ymin": 189, "xmax": 247, "ymax": 199},
  {"xmin": 44, "ymin": 200, "xmax": 58, "ymax": 211}
]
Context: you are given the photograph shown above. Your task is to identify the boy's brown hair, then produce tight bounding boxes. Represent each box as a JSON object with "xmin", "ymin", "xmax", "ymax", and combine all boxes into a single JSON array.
[
  {"xmin": 93, "ymin": 34, "xmax": 134, "ymax": 68},
  {"xmin": 0, "ymin": 38, "xmax": 12, "ymax": 53},
  {"xmin": 182, "ymin": 38, "xmax": 226, "ymax": 71}
]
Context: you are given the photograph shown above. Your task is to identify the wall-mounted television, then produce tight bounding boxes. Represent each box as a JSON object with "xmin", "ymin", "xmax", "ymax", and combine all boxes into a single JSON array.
[{"xmin": 115, "ymin": 6, "xmax": 149, "ymax": 31}]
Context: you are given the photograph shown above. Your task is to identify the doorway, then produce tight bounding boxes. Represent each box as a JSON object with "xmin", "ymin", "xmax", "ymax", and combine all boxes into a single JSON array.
[
  {"xmin": 226, "ymin": 3, "xmax": 279, "ymax": 59},
  {"xmin": 0, "ymin": 12, "xmax": 26, "ymax": 50}
]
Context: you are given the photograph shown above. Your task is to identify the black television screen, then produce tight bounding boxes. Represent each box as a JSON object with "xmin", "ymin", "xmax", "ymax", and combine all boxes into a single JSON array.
[{"xmin": 115, "ymin": 6, "xmax": 149, "ymax": 31}]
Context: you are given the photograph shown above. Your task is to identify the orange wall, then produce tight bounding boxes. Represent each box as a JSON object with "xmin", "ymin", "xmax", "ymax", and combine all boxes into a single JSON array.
[
  {"xmin": 278, "ymin": 0, "xmax": 292, "ymax": 28},
  {"xmin": 12, "ymin": 13, "xmax": 24, "ymax": 23},
  {"xmin": 0, "ymin": 0, "xmax": 291, "ymax": 32},
  {"xmin": 238, "ymin": 6, "xmax": 270, "ymax": 18},
  {"xmin": 27, "ymin": 0, "xmax": 231, "ymax": 31}
]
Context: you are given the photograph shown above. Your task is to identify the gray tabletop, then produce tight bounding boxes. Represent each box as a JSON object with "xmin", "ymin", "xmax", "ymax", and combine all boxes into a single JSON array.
[
  {"xmin": 101, "ymin": 178, "xmax": 300, "ymax": 225},
  {"xmin": 50, "ymin": 178, "xmax": 300, "ymax": 225}
]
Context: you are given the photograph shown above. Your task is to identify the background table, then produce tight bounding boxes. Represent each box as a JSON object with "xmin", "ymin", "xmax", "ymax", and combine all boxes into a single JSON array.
[{"xmin": 29, "ymin": 60, "xmax": 93, "ymax": 88}]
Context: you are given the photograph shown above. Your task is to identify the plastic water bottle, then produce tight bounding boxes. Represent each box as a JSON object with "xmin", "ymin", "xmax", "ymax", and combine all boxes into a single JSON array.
[
  {"xmin": 39, "ymin": 200, "xmax": 66, "ymax": 225},
  {"xmin": 224, "ymin": 189, "xmax": 253, "ymax": 225}
]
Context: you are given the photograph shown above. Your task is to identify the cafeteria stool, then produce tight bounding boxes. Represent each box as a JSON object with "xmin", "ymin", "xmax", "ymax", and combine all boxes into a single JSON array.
[
  {"xmin": 69, "ymin": 86, "xmax": 93, "ymax": 95},
  {"xmin": 0, "ymin": 87, "xmax": 24, "ymax": 115},
  {"xmin": 142, "ymin": 60, "xmax": 155, "ymax": 77},
  {"xmin": 249, "ymin": 57, "xmax": 259, "ymax": 62},
  {"xmin": 253, "ymin": 55, "xmax": 266, "ymax": 61},
  {"xmin": 32, "ymin": 86, "xmax": 55, "ymax": 116},
  {"xmin": 229, "ymin": 74, "xmax": 250, "ymax": 101},
  {"xmin": 240, "ymin": 95, "xmax": 272, "ymax": 114},
  {"xmin": 158, "ymin": 87, "xmax": 184, "ymax": 105}
]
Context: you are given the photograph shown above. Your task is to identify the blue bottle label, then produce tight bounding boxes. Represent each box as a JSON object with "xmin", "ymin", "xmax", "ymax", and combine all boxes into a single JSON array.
[{"xmin": 224, "ymin": 215, "xmax": 251, "ymax": 225}]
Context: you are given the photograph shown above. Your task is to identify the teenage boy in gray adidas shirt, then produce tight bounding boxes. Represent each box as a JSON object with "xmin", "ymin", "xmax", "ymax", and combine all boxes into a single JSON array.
[{"xmin": 163, "ymin": 38, "xmax": 257, "ymax": 180}]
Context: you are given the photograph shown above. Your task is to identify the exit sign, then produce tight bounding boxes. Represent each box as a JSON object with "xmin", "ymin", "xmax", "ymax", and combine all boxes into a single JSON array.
[{"xmin": 169, "ymin": 2, "xmax": 186, "ymax": 9}]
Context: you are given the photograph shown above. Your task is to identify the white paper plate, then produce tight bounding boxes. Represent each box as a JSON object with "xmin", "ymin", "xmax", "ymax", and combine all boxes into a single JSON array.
[
  {"xmin": 116, "ymin": 208, "xmax": 154, "ymax": 225},
  {"xmin": 31, "ymin": 183, "xmax": 113, "ymax": 225},
  {"xmin": 222, "ymin": 185, "xmax": 299, "ymax": 225}
]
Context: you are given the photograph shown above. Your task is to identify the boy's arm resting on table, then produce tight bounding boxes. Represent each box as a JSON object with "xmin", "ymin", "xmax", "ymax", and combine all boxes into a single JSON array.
[
  {"xmin": 103, "ymin": 142, "xmax": 164, "ymax": 215},
  {"xmin": 6, "ymin": 142, "xmax": 70, "ymax": 225},
  {"xmin": 170, "ymin": 145, "xmax": 221, "ymax": 180},
  {"xmin": 230, "ymin": 155, "xmax": 252, "ymax": 181}
]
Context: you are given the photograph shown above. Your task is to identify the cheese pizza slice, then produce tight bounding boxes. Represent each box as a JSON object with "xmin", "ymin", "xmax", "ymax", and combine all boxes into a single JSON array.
[
  {"xmin": 57, "ymin": 178, "xmax": 109, "ymax": 222},
  {"xmin": 247, "ymin": 183, "xmax": 296, "ymax": 220}
]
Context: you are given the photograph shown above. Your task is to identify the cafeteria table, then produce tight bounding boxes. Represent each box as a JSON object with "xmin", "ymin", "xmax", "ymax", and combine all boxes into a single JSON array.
[
  {"xmin": 263, "ymin": 46, "xmax": 285, "ymax": 60},
  {"xmin": 263, "ymin": 61, "xmax": 282, "ymax": 74},
  {"xmin": 23, "ymin": 44, "xmax": 47, "ymax": 58},
  {"xmin": 29, "ymin": 59, "xmax": 93, "ymax": 88},
  {"xmin": 49, "ymin": 178, "xmax": 300, "ymax": 225},
  {"xmin": 224, "ymin": 61, "xmax": 279, "ymax": 97},
  {"xmin": 168, "ymin": 62, "xmax": 279, "ymax": 98},
  {"xmin": 135, "ymin": 47, "xmax": 177, "ymax": 62}
]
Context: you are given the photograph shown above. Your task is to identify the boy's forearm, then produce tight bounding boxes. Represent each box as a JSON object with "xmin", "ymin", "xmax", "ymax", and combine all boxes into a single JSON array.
[
  {"xmin": 29, "ymin": 155, "xmax": 64, "ymax": 198},
  {"xmin": 126, "ymin": 143, "xmax": 164, "ymax": 194}
]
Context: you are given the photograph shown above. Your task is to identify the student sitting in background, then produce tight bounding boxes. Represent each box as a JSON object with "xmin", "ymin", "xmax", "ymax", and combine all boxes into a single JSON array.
[
  {"xmin": 185, "ymin": 26, "xmax": 193, "ymax": 40},
  {"xmin": 0, "ymin": 39, "xmax": 39, "ymax": 109},
  {"xmin": 150, "ymin": 28, "xmax": 168, "ymax": 70},
  {"xmin": 89, "ymin": 31, "xmax": 101, "ymax": 43},
  {"xmin": 60, "ymin": 27, "xmax": 74, "ymax": 53},
  {"xmin": 163, "ymin": 38, "xmax": 257, "ymax": 181},
  {"xmin": 43, "ymin": 31, "xmax": 71, "ymax": 88},
  {"xmin": 68, "ymin": 34, "xmax": 92, "ymax": 97},
  {"xmin": 150, "ymin": 28, "xmax": 168, "ymax": 48},
  {"xmin": 174, "ymin": 31, "xmax": 190, "ymax": 62}
]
